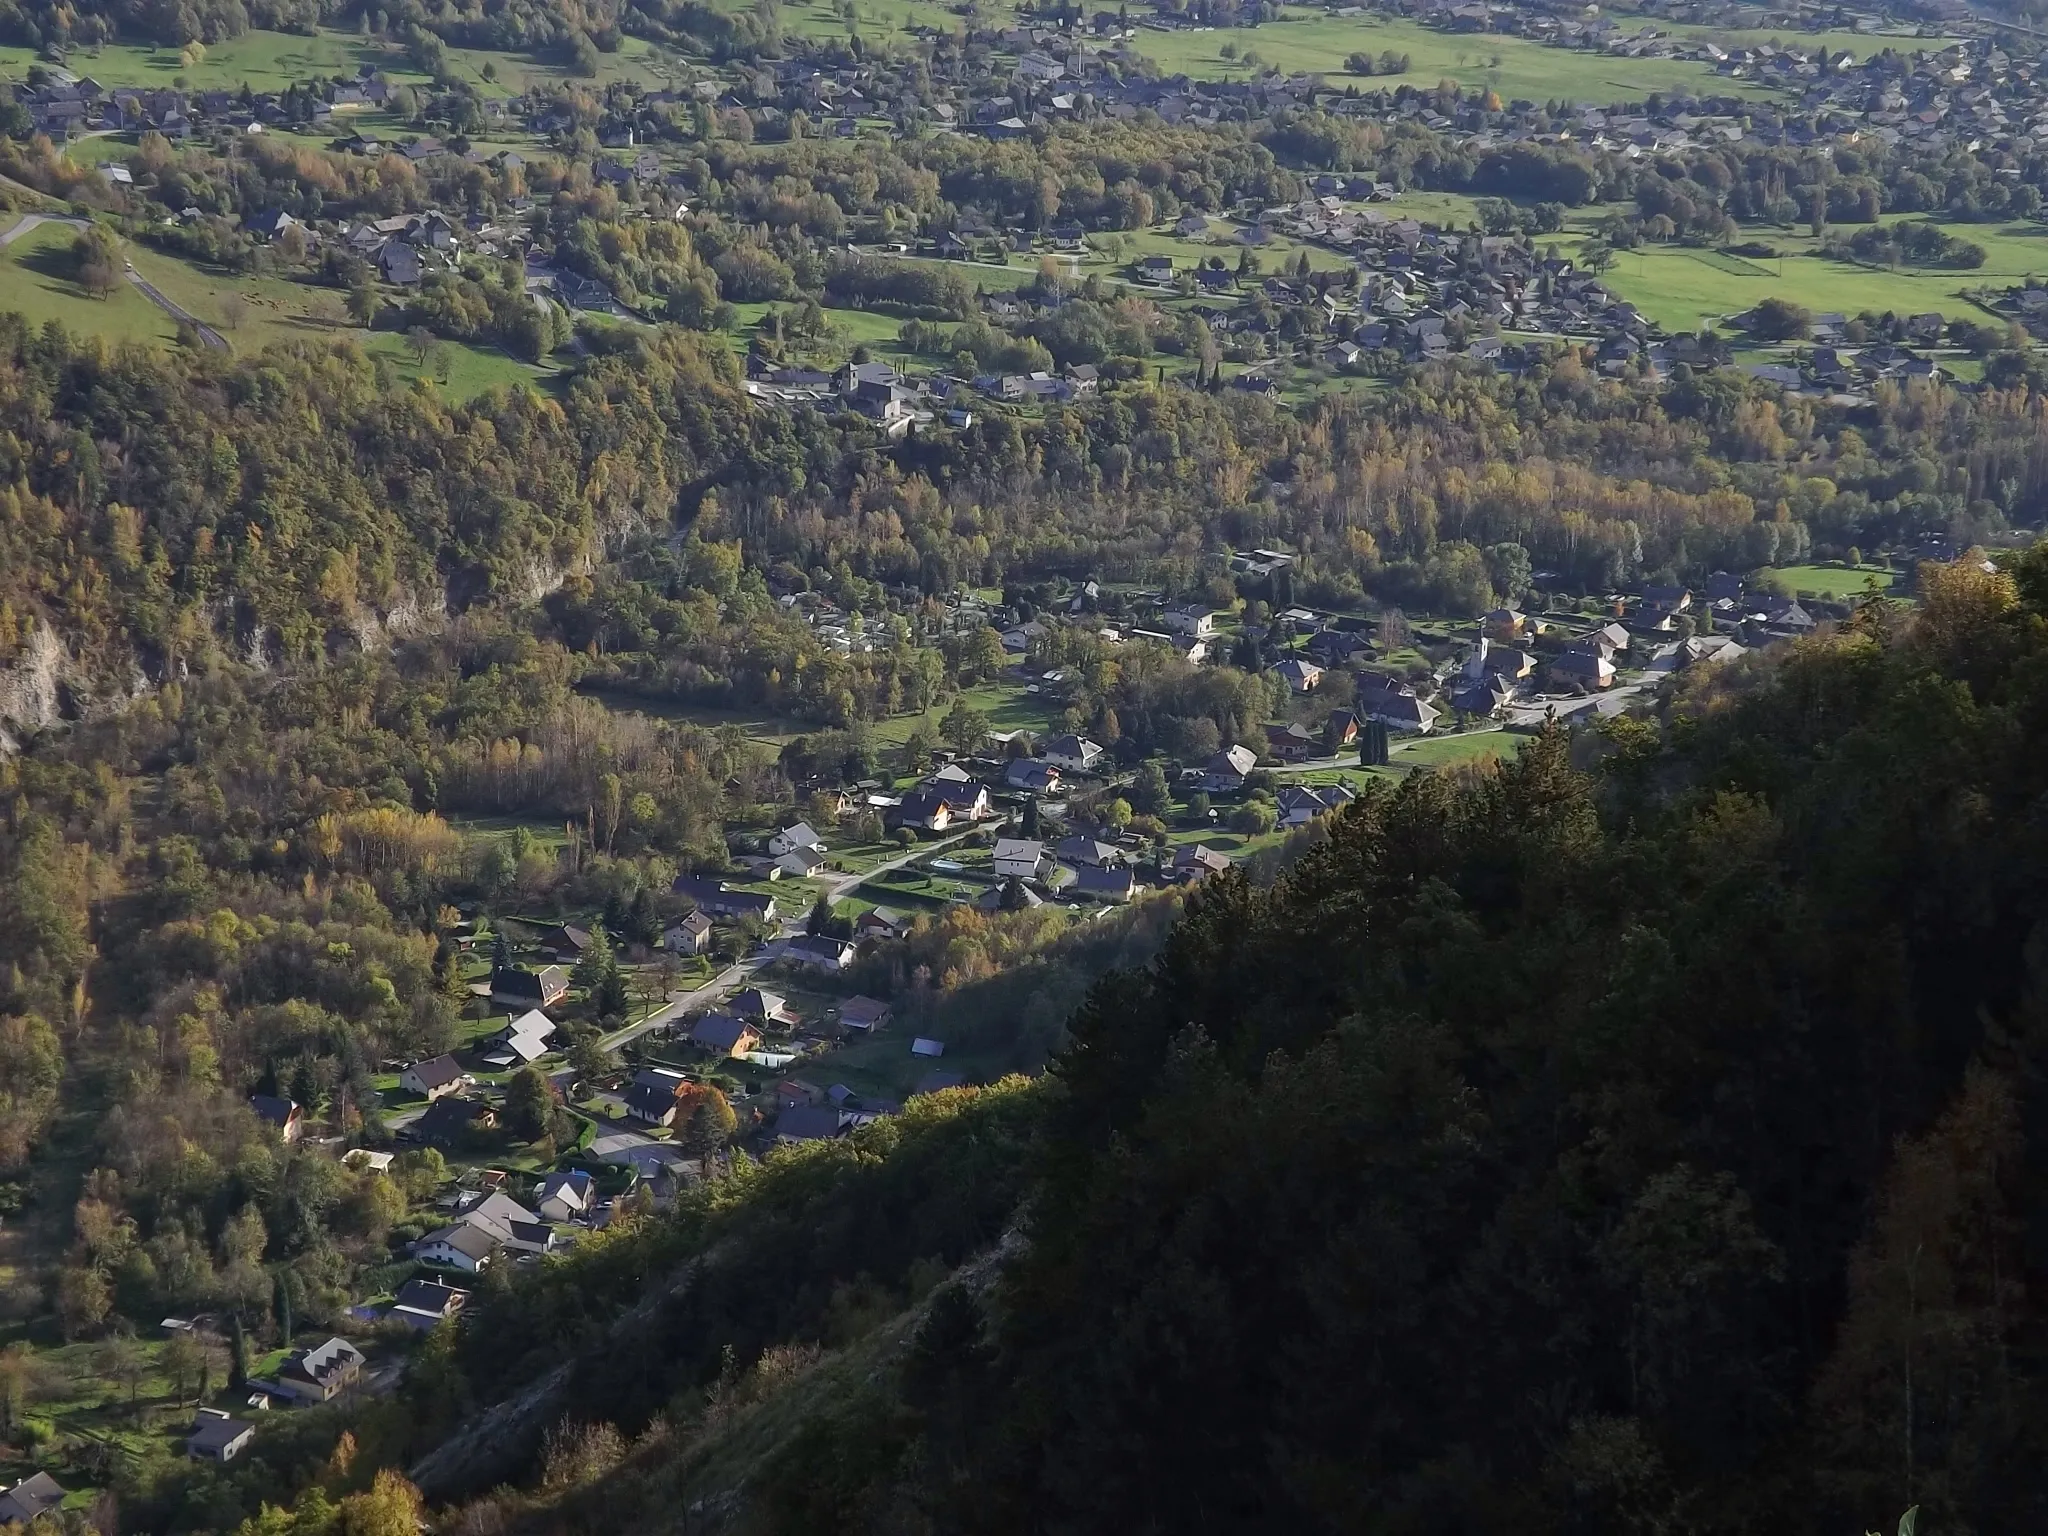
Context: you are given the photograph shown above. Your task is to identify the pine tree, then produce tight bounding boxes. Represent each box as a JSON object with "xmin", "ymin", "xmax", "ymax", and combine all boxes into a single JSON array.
[{"xmin": 229, "ymin": 1314, "xmax": 249, "ymax": 1390}]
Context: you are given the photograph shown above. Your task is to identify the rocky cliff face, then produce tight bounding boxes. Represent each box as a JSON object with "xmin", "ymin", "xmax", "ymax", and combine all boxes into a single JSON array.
[{"xmin": 0, "ymin": 622, "xmax": 71, "ymax": 754}]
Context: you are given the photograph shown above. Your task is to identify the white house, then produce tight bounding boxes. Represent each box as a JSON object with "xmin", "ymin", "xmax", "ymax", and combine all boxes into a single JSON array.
[
  {"xmin": 775, "ymin": 845, "xmax": 829, "ymax": 878},
  {"xmin": 187, "ymin": 1410, "xmax": 255, "ymax": 1463},
  {"xmin": 1042, "ymin": 734, "xmax": 1105, "ymax": 773},
  {"xmin": 993, "ymin": 839, "xmax": 1052, "ymax": 881},
  {"xmin": 1162, "ymin": 601, "xmax": 1221, "ymax": 638},
  {"xmin": 769, "ymin": 822, "xmax": 826, "ymax": 858},
  {"xmin": 414, "ymin": 1223, "xmax": 501, "ymax": 1273}
]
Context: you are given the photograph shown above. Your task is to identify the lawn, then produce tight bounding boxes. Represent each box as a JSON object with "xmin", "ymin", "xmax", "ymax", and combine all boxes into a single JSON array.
[
  {"xmin": 1125, "ymin": 9, "xmax": 1776, "ymax": 104},
  {"xmin": 1382, "ymin": 728, "xmax": 1519, "ymax": 774},
  {"xmin": 1758, "ymin": 562, "xmax": 1895, "ymax": 600}
]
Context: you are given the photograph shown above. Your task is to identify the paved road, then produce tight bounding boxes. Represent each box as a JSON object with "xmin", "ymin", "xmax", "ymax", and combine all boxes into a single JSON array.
[
  {"xmin": 0, "ymin": 212, "xmax": 84, "ymax": 247},
  {"xmin": 598, "ymin": 824, "xmax": 989, "ymax": 1051},
  {"xmin": 125, "ymin": 261, "xmax": 229, "ymax": 349},
  {"xmin": 1504, "ymin": 642, "xmax": 1683, "ymax": 728}
]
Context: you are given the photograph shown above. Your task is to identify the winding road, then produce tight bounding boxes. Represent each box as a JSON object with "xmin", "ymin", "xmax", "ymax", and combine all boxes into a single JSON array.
[
  {"xmin": 1, "ymin": 214, "xmax": 229, "ymax": 349},
  {"xmin": 124, "ymin": 260, "xmax": 229, "ymax": 349}
]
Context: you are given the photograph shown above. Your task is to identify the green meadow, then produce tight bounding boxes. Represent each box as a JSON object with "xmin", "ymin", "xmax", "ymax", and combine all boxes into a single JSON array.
[
  {"xmin": 1124, "ymin": 9, "xmax": 1774, "ymax": 103},
  {"xmin": 1590, "ymin": 215, "xmax": 2048, "ymax": 331}
]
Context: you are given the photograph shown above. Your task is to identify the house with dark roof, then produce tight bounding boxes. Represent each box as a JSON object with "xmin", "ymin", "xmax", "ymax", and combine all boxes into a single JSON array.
[
  {"xmin": 388, "ymin": 1278, "xmax": 468, "ymax": 1330},
  {"xmin": 1069, "ymin": 865, "xmax": 1136, "ymax": 902},
  {"xmin": 250, "ymin": 1095, "xmax": 302, "ymax": 1143},
  {"xmin": 839, "ymin": 996, "xmax": 893, "ymax": 1032},
  {"xmin": 775, "ymin": 1104, "xmax": 848, "ymax": 1143},
  {"xmin": 405, "ymin": 1096, "xmax": 496, "ymax": 1148},
  {"xmin": 672, "ymin": 875, "xmax": 779, "ymax": 923},
  {"xmin": 399, "ymin": 1054, "xmax": 466, "ymax": 1101},
  {"xmin": 187, "ymin": 1410, "xmax": 255, "ymax": 1463},
  {"xmin": 689, "ymin": 1014, "xmax": 762, "ymax": 1059},
  {"xmin": 0, "ymin": 1473, "xmax": 66, "ymax": 1526},
  {"xmin": 490, "ymin": 965, "xmax": 568, "ymax": 1009}
]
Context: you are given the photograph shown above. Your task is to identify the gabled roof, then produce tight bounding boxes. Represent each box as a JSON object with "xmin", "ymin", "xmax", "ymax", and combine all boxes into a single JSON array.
[
  {"xmin": 690, "ymin": 1013, "xmax": 759, "ymax": 1051},
  {"xmin": 405, "ymin": 1054, "xmax": 464, "ymax": 1089}
]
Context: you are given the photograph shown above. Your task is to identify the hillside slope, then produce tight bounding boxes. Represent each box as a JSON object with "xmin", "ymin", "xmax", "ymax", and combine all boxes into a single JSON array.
[{"xmin": 405, "ymin": 562, "xmax": 2048, "ymax": 1536}]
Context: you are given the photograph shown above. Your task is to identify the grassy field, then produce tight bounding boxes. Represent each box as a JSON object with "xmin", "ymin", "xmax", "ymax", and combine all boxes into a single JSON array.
[
  {"xmin": 0, "ymin": 211, "xmax": 554, "ymax": 398},
  {"xmin": 1589, "ymin": 215, "xmax": 2048, "ymax": 331},
  {"xmin": 1380, "ymin": 727, "xmax": 1519, "ymax": 775},
  {"xmin": 1125, "ymin": 9, "xmax": 1773, "ymax": 102},
  {"xmin": 1, "ymin": 27, "xmax": 678, "ymax": 98},
  {"xmin": 1, "ymin": 218, "xmax": 179, "ymax": 342},
  {"xmin": 1759, "ymin": 562, "xmax": 1895, "ymax": 600}
]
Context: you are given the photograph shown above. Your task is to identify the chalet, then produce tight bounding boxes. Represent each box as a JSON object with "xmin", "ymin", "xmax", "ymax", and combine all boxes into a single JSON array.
[
  {"xmin": 691, "ymin": 1013, "xmax": 763, "ymax": 1058},
  {"xmin": 387, "ymin": 1278, "xmax": 468, "ymax": 1331},
  {"xmin": 535, "ymin": 923, "xmax": 593, "ymax": 962},
  {"xmin": 1042, "ymin": 733, "xmax": 1105, "ymax": 772},
  {"xmin": 627, "ymin": 1068, "xmax": 691, "ymax": 1125},
  {"xmin": 1055, "ymin": 834, "xmax": 1122, "ymax": 868},
  {"xmin": 1174, "ymin": 844, "xmax": 1234, "ymax": 881},
  {"xmin": 1354, "ymin": 675, "xmax": 1441, "ymax": 733},
  {"xmin": 665, "ymin": 910, "xmax": 714, "ymax": 955},
  {"xmin": 482, "ymin": 1008, "xmax": 556, "ymax": 1068},
  {"xmin": 1549, "ymin": 649, "xmax": 1616, "ymax": 689},
  {"xmin": 731, "ymin": 987, "xmax": 798, "ymax": 1026},
  {"xmin": 1483, "ymin": 607, "xmax": 1527, "ymax": 640},
  {"xmin": 1323, "ymin": 710, "xmax": 1361, "ymax": 748},
  {"xmin": 854, "ymin": 907, "xmax": 910, "ymax": 941},
  {"xmin": 274, "ymin": 1338, "xmax": 365, "ymax": 1404},
  {"xmin": 400, "ymin": 1055, "xmax": 466, "ymax": 1101},
  {"xmin": 187, "ymin": 1410, "xmax": 256, "ymax": 1463},
  {"xmin": 1003, "ymin": 757, "xmax": 1061, "ymax": 793},
  {"xmin": 250, "ymin": 1095, "xmax": 303, "ymax": 1143},
  {"xmin": 775, "ymin": 1104, "xmax": 848, "ymax": 1143},
  {"xmin": 1265, "ymin": 722, "xmax": 1320, "ymax": 762},
  {"xmin": 1162, "ymin": 600, "xmax": 1221, "ymax": 638},
  {"xmin": 490, "ymin": 965, "xmax": 568, "ymax": 1009},
  {"xmin": 775, "ymin": 845, "xmax": 829, "ymax": 879},
  {"xmin": 839, "ymin": 996, "xmax": 893, "ymax": 1032},
  {"xmin": 1277, "ymin": 783, "xmax": 1358, "ymax": 828}
]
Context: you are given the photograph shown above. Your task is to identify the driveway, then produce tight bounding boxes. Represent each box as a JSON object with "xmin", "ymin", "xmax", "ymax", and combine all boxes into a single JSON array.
[{"xmin": 1504, "ymin": 642, "xmax": 1683, "ymax": 727}]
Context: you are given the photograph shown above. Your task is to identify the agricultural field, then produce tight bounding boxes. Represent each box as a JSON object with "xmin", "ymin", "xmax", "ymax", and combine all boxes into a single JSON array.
[
  {"xmin": 1123, "ymin": 9, "xmax": 1775, "ymax": 103},
  {"xmin": 1586, "ymin": 213, "xmax": 2048, "ymax": 331}
]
